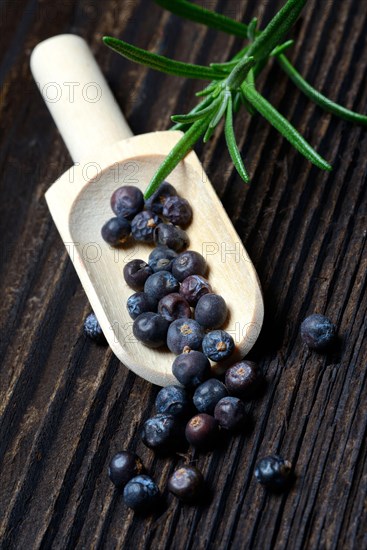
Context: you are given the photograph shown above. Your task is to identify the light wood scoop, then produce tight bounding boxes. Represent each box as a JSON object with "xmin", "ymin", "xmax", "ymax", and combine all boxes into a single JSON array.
[{"xmin": 30, "ymin": 34, "xmax": 264, "ymax": 386}]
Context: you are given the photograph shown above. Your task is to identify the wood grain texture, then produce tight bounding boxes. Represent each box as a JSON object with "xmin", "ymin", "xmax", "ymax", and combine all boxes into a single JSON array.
[{"xmin": 0, "ymin": 1, "xmax": 366, "ymax": 549}]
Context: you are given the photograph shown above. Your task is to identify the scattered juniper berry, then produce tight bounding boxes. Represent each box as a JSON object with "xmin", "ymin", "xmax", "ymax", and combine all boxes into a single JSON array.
[
  {"xmin": 158, "ymin": 293, "xmax": 191, "ymax": 322},
  {"xmin": 123, "ymin": 259, "xmax": 153, "ymax": 291},
  {"xmin": 255, "ymin": 455, "xmax": 292, "ymax": 491},
  {"xmin": 141, "ymin": 413, "xmax": 182, "ymax": 451},
  {"xmin": 101, "ymin": 217, "xmax": 131, "ymax": 246},
  {"xmin": 154, "ymin": 223, "xmax": 189, "ymax": 251},
  {"xmin": 131, "ymin": 210, "xmax": 160, "ymax": 243},
  {"xmin": 108, "ymin": 451, "xmax": 144, "ymax": 489},
  {"xmin": 202, "ymin": 330, "xmax": 234, "ymax": 361},
  {"xmin": 145, "ymin": 181, "xmax": 177, "ymax": 214},
  {"xmin": 83, "ymin": 313, "xmax": 107, "ymax": 345},
  {"xmin": 167, "ymin": 318, "xmax": 205, "ymax": 355},
  {"xmin": 163, "ymin": 196, "xmax": 193, "ymax": 227},
  {"xmin": 300, "ymin": 314, "xmax": 337, "ymax": 352},
  {"xmin": 126, "ymin": 292, "xmax": 156, "ymax": 320},
  {"xmin": 214, "ymin": 397, "xmax": 246, "ymax": 431},
  {"xmin": 168, "ymin": 465, "xmax": 204, "ymax": 502},
  {"xmin": 185, "ymin": 413, "xmax": 219, "ymax": 450},
  {"xmin": 179, "ymin": 275, "xmax": 212, "ymax": 306},
  {"xmin": 172, "ymin": 350, "xmax": 211, "ymax": 388},
  {"xmin": 155, "ymin": 385, "xmax": 191, "ymax": 418},
  {"xmin": 132, "ymin": 312, "xmax": 169, "ymax": 348},
  {"xmin": 110, "ymin": 185, "xmax": 144, "ymax": 219},
  {"xmin": 171, "ymin": 251, "xmax": 207, "ymax": 282},
  {"xmin": 144, "ymin": 271, "xmax": 180, "ymax": 302},
  {"xmin": 225, "ymin": 361, "xmax": 261, "ymax": 398},
  {"xmin": 193, "ymin": 379, "xmax": 228, "ymax": 414},
  {"xmin": 123, "ymin": 475, "xmax": 160, "ymax": 513},
  {"xmin": 195, "ymin": 294, "xmax": 228, "ymax": 329}
]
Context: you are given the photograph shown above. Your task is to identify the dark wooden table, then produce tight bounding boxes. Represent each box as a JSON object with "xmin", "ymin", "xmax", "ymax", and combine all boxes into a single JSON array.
[{"xmin": 1, "ymin": 1, "xmax": 366, "ymax": 548}]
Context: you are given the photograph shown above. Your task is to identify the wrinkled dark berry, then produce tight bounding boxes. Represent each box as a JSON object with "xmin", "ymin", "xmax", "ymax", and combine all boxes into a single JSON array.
[
  {"xmin": 110, "ymin": 185, "xmax": 144, "ymax": 219},
  {"xmin": 154, "ymin": 223, "xmax": 189, "ymax": 252},
  {"xmin": 144, "ymin": 271, "xmax": 180, "ymax": 302},
  {"xmin": 172, "ymin": 350, "xmax": 211, "ymax": 388},
  {"xmin": 214, "ymin": 397, "xmax": 246, "ymax": 431},
  {"xmin": 133, "ymin": 312, "xmax": 169, "ymax": 348},
  {"xmin": 255, "ymin": 455, "xmax": 292, "ymax": 491},
  {"xmin": 123, "ymin": 259, "xmax": 153, "ymax": 291},
  {"xmin": 155, "ymin": 385, "xmax": 190, "ymax": 418},
  {"xmin": 300, "ymin": 314, "xmax": 337, "ymax": 352},
  {"xmin": 126, "ymin": 292, "xmax": 156, "ymax": 320},
  {"xmin": 180, "ymin": 275, "xmax": 212, "ymax": 306},
  {"xmin": 158, "ymin": 293, "xmax": 191, "ymax": 322},
  {"xmin": 163, "ymin": 196, "xmax": 193, "ymax": 227},
  {"xmin": 171, "ymin": 251, "xmax": 207, "ymax": 282},
  {"xmin": 108, "ymin": 451, "xmax": 144, "ymax": 488},
  {"xmin": 123, "ymin": 475, "xmax": 160, "ymax": 513},
  {"xmin": 145, "ymin": 181, "xmax": 177, "ymax": 215},
  {"xmin": 193, "ymin": 379, "xmax": 228, "ymax": 414},
  {"xmin": 167, "ymin": 318, "xmax": 205, "ymax": 355},
  {"xmin": 131, "ymin": 210, "xmax": 160, "ymax": 243},
  {"xmin": 141, "ymin": 413, "xmax": 181, "ymax": 451},
  {"xmin": 101, "ymin": 217, "xmax": 131, "ymax": 246},
  {"xmin": 225, "ymin": 361, "xmax": 261, "ymax": 398},
  {"xmin": 83, "ymin": 313, "xmax": 107, "ymax": 345},
  {"xmin": 202, "ymin": 330, "xmax": 234, "ymax": 361},
  {"xmin": 148, "ymin": 246, "xmax": 178, "ymax": 273},
  {"xmin": 195, "ymin": 294, "xmax": 228, "ymax": 329},
  {"xmin": 185, "ymin": 413, "xmax": 219, "ymax": 449},
  {"xmin": 168, "ymin": 465, "xmax": 204, "ymax": 502}
]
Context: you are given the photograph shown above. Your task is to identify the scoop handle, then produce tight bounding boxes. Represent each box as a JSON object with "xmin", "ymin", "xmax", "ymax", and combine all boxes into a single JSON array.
[{"xmin": 30, "ymin": 34, "xmax": 133, "ymax": 162}]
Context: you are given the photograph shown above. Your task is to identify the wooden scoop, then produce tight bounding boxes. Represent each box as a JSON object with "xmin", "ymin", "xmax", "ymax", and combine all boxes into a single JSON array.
[{"xmin": 30, "ymin": 34, "xmax": 263, "ymax": 387}]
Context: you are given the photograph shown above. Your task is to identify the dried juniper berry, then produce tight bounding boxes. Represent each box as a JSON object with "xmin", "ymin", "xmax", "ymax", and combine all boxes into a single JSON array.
[
  {"xmin": 84, "ymin": 313, "xmax": 107, "ymax": 345},
  {"xmin": 202, "ymin": 330, "xmax": 234, "ymax": 362},
  {"xmin": 145, "ymin": 181, "xmax": 177, "ymax": 214},
  {"xmin": 255, "ymin": 455, "xmax": 292, "ymax": 492},
  {"xmin": 225, "ymin": 361, "xmax": 261, "ymax": 398},
  {"xmin": 144, "ymin": 271, "xmax": 180, "ymax": 302},
  {"xmin": 133, "ymin": 312, "xmax": 169, "ymax": 348},
  {"xmin": 158, "ymin": 293, "xmax": 191, "ymax": 322},
  {"xmin": 101, "ymin": 217, "xmax": 131, "ymax": 246},
  {"xmin": 185, "ymin": 413, "xmax": 219, "ymax": 450},
  {"xmin": 172, "ymin": 350, "xmax": 211, "ymax": 388},
  {"xmin": 300, "ymin": 313, "xmax": 337, "ymax": 352},
  {"xmin": 155, "ymin": 385, "xmax": 191, "ymax": 418},
  {"xmin": 214, "ymin": 397, "xmax": 246, "ymax": 431},
  {"xmin": 168, "ymin": 465, "xmax": 204, "ymax": 502},
  {"xmin": 131, "ymin": 210, "xmax": 160, "ymax": 243},
  {"xmin": 108, "ymin": 451, "xmax": 144, "ymax": 489},
  {"xmin": 193, "ymin": 379, "xmax": 228, "ymax": 414},
  {"xmin": 126, "ymin": 292, "xmax": 156, "ymax": 320},
  {"xmin": 171, "ymin": 251, "xmax": 207, "ymax": 282},
  {"xmin": 123, "ymin": 475, "xmax": 160, "ymax": 513},
  {"xmin": 110, "ymin": 185, "xmax": 144, "ymax": 219},
  {"xmin": 163, "ymin": 196, "xmax": 193, "ymax": 227},
  {"xmin": 123, "ymin": 259, "xmax": 153, "ymax": 291},
  {"xmin": 195, "ymin": 293, "xmax": 228, "ymax": 329},
  {"xmin": 141, "ymin": 413, "xmax": 182, "ymax": 452},
  {"xmin": 180, "ymin": 275, "xmax": 212, "ymax": 306},
  {"xmin": 167, "ymin": 318, "xmax": 205, "ymax": 355},
  {"xmin": 154, "ymin": 223, "xmax": 189, "ymax": 252},
  {"xmin": 148, "ymin": 246, "xmax": 178, "ymax": 273}
]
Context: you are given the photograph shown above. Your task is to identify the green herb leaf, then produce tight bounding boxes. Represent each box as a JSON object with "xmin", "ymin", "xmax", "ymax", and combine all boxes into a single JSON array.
[
  {"xmin": 224, "ymin": 96, "xmax": 250, "ymax": 182},
  {"xmin": 209, "ymin": 90, "xmax": 231, "ymax": 128},
  {"xmin": 226, "ymin": 56, "xmax": 255, "ymax": 89},
  {"xmin": 103, "ymin": 36, "xmax": 224, "ymax": 80},
  {"xmin": 247, "ymin": 17, "xmax": 258, "ymax": 41},
  {"xmin": 241, "ymin": 81, "xmax": 332, "ymax": 171},
  {"xmin": 247, "ymin": 0, "xmax": 306, "ymax": 62},
  {"xmin": 145, "ymin": 116, "xmax": 211, "ymax": 199},
  {"xmin": 278, "ymin": 54, "xmax": 367, "ymax": 125},
  {"xmin": 270, "ymin": 39, "xmax": 294, "ymax": 57},
  {"xmin": 153, "ymin": 0, "xmax": 248, "ymax": 37},
  {"xmin": 171, "ymin": 95, "xmax": 222, "ymax": 123}
]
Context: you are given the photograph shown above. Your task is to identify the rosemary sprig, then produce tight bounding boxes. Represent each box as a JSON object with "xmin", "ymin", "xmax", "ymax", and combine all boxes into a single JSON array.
[
  {"xmin": 103, "ymin": 37, "xmax": 224, "ymax": 80},
  {"xmin": 104, "ymin": 0, "xmax": 366, "ymax": 198}
]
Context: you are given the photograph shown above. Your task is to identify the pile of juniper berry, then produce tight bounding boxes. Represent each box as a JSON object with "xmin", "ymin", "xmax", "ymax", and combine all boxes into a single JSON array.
[{"xmin": 82, "ymin": 182, "xmax": 339, "ymax": 513}]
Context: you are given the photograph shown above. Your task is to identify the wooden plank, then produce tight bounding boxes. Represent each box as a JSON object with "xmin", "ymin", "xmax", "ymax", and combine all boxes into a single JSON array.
[{"xmin": 0, "ymin": 0, "xmax": 366, "ymax": 548}]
